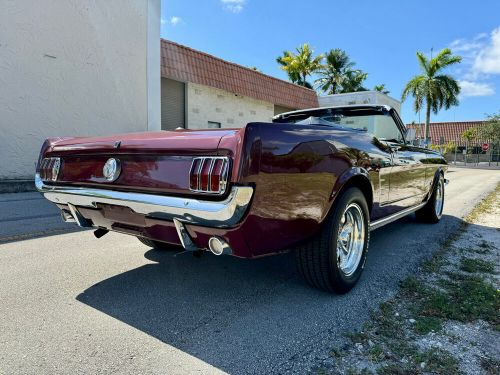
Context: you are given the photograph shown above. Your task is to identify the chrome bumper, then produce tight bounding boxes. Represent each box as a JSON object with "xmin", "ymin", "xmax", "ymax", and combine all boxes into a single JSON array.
[{"xmin": 35, "ymin": 174, "xmax": 254, "ymax": 228}]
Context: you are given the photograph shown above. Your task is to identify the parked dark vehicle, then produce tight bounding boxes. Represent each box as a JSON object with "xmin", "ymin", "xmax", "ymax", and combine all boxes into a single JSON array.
[{"xmin": 36, "ymin": 105, "xmax": 447, "ymax": 293}]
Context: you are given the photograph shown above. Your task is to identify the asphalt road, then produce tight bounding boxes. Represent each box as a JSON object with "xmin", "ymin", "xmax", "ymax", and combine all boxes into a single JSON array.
[{"xmin": 1, "ymin": 167, "xmax": 499, "ymax": 375}]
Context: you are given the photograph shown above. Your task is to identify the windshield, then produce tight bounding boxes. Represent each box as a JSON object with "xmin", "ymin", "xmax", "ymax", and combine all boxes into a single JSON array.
[{"xmin": 273, "ymin": 107, "xmax": 404, "ymax": 143}]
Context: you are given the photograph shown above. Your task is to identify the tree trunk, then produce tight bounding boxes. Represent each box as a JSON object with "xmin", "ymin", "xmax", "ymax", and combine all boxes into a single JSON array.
[{"xmin": 425, "ymin": 98, "xmax": 431, "ymax": 147}]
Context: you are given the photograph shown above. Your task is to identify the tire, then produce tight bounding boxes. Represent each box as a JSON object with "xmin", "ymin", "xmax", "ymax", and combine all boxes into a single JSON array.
[
  {"xmin": 137, "ymin": 236, "xmax": 178, "ymax": 251},
  {"xmin": 415, "ymin": 174, "xmax": 445, "ymax": 224},
  {"xmin": 295, "ymin": 187, "xmax": 370, "ymax": 294}
]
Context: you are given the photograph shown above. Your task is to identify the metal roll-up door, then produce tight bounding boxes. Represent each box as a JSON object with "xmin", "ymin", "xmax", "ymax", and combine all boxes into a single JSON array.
[
  {"xmin": 274, "ymin": 105, "xmax": 294, "ymax": 116},
  {"xmin": 161, "ymin": 78, "xmax": 185, "ymax": 130}
]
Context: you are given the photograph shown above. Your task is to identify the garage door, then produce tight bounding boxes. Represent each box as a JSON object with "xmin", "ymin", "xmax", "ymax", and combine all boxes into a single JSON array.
[
  {"xmin": 161, "ymin": 78, "xmax": 185, "ymax": 130},
  {"xmin": 274, "ymin": 105, "xmax": 294, "ymax": 116}
]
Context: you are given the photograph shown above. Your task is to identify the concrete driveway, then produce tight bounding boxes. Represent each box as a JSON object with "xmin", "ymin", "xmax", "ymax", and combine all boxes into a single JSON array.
[{"xmin": 1, "ymin": 167, "xmax": 499, "ymax": 375}]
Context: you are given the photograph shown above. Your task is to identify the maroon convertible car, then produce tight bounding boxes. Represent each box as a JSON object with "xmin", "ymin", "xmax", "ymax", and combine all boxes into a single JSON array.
[{"xmin": 36, "ymin": 105, "xmax": 447, "ymax": 293}]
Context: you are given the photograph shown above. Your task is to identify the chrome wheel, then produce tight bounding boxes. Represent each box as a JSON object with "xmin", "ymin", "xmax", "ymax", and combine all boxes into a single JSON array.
[
  {"xmin": 435, "ymin": 178, "xmax": 444, "ymax": 218},
  {"xmin": 337, "ymin": 203, "xmax": 366, "ymax": 277}
]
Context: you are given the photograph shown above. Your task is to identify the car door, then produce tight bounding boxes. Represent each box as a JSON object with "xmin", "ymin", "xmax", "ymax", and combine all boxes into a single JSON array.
[
  {"xmin": 371, "ymin": 110, "xmax": 427, "ymax": 209},
  {"xmin": 386, "ymin": 142, "xmax": 428, "ymax": 207}
]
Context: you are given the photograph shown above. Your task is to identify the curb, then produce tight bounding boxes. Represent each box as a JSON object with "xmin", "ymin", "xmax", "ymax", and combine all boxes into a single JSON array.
[{"xmin": 0, "ymin": 180, "xmax": 36, "ymax": 194}]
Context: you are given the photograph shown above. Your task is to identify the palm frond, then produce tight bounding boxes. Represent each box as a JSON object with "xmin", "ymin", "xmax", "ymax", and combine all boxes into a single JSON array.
[{"xmin": 416, "ymin": 52, "xmax": 429, "ymax": 75}]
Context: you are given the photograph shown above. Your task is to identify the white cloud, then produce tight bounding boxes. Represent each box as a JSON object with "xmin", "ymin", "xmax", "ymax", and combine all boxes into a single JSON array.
[
  {"xmin": 458, "ymin": 80, "xmax": 495, "ymax": 97},
  {"xmin": 161, "ymin": 16, "xmax": 182, "ymax": 26},
  {"xmin": 221, "ymin": 0, "xmax": 246, "ymax": 13},
  {"xmin": 473, "ymin": 26, "xmax": 500, "ymax": 74},
  {"xmin": 170, "ymin": 16, "xmax": 181, "ymax": 25},
  {"xmin": 448, "ymin": 26, "xmax": 500, "ymax": 97}
]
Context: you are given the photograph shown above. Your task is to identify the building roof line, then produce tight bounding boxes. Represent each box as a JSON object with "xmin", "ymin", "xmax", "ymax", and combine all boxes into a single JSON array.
[
  {"xmin": 160, "ymin": 39, "xmax": 319, "ymax": 109},
  {"xmin": 161, "ymin": 39, "xmax": 316, "ymax": 94}
]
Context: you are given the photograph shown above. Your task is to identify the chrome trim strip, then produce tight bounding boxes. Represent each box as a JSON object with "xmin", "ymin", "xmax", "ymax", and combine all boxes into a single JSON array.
[
  {"xmin": 60, "ymin": 209, "xmax": 76, "ymax": 223},
  {"xmin": 35, "ymin": 173, "xmax": 253, "ymax": 227},
  {"xmin": 173, "ymin": 218, "xmax": 198, "ymax": 251},
  {"xmin": 189, "ymin": 156, "xmax": 229, "ymax": 195},
  {"xmin": 208, "ymin": 158, "xmax": 216, "ymax": 191},
  {"xmin": 67, "ymin": 203, "xmax": 92, "ymax": 228},
  {"xmin": 369, "ymin": 202, "xmax": 427, "ymax": 231}
]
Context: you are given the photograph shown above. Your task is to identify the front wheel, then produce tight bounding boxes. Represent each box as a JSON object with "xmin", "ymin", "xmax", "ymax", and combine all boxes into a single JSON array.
[
  {"xmin": 295, "ymin": 187, "xmax": 370, "ymax": 293},
  {"xmin": 415, "ymin": 174, "xmax": 445, "ymax": 223}
]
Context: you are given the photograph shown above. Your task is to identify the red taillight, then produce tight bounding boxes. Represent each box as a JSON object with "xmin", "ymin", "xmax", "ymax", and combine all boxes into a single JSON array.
[
  {"xmin": 189, "ymin": 158, "xmax": 201, "ymax": 189},
  {"xmin": 39, "ymin": 157, "xmax": 61, "ymax": 182},
  {"xmin": 199, "ymin": 159, "xmax": 212, "ymax": 191},
  {"xmin": 189, "ymin": 157, "xmax": 229, "ymax": 194}
]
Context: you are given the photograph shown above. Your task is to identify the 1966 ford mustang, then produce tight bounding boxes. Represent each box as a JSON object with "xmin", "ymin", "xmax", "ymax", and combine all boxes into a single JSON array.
[{"xmin": 36, "ymin": 105, "xmax": 447, "ymax": 293}]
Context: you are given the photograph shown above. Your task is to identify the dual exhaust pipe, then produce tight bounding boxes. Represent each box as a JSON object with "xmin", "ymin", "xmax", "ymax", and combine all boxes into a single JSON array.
[
  {"xmin": 208, "ymin": 237, "xmax": 232, "ymax": 256},
  {"xmin": 62, "ymin": 205, "xmax": 231, "ymax": 255}
]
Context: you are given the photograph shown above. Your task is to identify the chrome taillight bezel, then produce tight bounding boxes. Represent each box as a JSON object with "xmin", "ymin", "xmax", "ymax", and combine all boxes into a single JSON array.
[
  {"xmin": 39, "ymin": 157, "xmax": 61, "ymax": 182},
  {"xmin": 189, "ymin": 157, "xmax": 230, "ymax": 195}
]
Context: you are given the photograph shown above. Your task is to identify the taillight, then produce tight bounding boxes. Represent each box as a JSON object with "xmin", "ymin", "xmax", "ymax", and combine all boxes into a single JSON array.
[
  {"xmin": 189, "ymin": 157, "xmax": 229, "ymax": 194},
  {"xmin": 39, "ymin": 157, "xmax": 61, "ymax": 182}
]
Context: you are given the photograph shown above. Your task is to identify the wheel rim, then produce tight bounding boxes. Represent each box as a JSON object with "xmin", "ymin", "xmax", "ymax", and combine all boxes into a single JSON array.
[
  {"xmin": 435, "ymin": 178, "xmax": 444, "ymax": 218},
  {"xmin": 337, "ymin": 203, "xmax": 366, "ymax": 277}
]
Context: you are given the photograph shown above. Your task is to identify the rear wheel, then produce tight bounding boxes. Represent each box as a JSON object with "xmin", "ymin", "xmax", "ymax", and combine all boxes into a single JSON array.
[
  {"xmin": 295, "ymin": 187, "xmax": 370, "ymax": 293},
  {"xmin": 415, "ymin": 174, "xmax": 444, "ymax": 223},
  {"xmin": 137, "ymin": 237, "xmax": 178, "ymax": 251}
]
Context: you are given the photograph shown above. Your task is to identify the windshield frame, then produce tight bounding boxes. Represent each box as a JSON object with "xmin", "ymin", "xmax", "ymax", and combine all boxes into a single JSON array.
[{"xmin": 273, "ymin": 106, "xmax": 407, "ymax": 144}]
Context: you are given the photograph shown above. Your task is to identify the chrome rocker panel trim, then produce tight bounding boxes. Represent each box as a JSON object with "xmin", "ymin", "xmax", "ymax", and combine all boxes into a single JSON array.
[
  {"xmin": 369, "ymin": 202, "xmax": 426, "ymax": 231},
  {"xmin": 35, "ymin": 174, "xmax": 254, "ymax": 228}
]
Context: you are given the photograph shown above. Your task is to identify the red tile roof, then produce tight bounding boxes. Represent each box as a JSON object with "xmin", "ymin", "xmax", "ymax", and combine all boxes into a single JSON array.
[
  {"xmin": 160, "ymin": 39, "xmax": 319, "ymax": 110},
  {"xmin": 406, "ymin": 121, "xmax": 488, "ymax": 143}
]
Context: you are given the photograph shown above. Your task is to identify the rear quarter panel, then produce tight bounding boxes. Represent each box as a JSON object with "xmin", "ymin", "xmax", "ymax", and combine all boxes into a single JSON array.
[{"xmin": 231, "ymin": 122, "xmax": 380, "ymax": 257}]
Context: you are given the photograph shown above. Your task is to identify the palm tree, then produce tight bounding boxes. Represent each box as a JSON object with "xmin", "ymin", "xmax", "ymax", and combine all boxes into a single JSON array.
[
  {"xmin": 315, "ymin": 49, "xmax": 368, "ymax": 94},
  {"xmin": 342, "ymin": 70, "xmax": 368, "ymax": 93},
  {"xmin": 277, "ymin": 44, "xmax": 323, "ymax": 89},
  {"xmin": 374, "ymin": 84, "xmax": 390, "ymax": 95},
  {"xmin": 402, "ymin": 48, "xmax": 462, "ymax": 144}
]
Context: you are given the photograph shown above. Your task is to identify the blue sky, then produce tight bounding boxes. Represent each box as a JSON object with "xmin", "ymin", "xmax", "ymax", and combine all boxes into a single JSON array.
[{"xmin": 161, "ymin": 0, "xmax": 500, "ymax": 123}]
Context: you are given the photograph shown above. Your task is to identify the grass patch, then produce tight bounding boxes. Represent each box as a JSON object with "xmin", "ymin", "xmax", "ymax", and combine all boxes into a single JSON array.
[
  {"xmin": 421, "ymin": 255, "xmax": 445, "ymax": 273},
  {"xmin": 377, "ymin": 364, "xmax": 412, "ymax": 375},
  {"xmin": 368, "ymin": 345, "xmax": 385, "ymax": 362},
  {"xmin": 429, "ymin": 273, "xmax": 499, "ymax": 326},
  {"xmin": 370, "ymin": 303, "xmax": 404, "ymax": 339},
  {"xmin": 459, "ymin": 257, "xmax": 495, "ymax": 273},
  {"xmin": 401, "ymin": 269, "xmax": 499, "ymax": 328},
  {"xmin": 414, "ymin": 316, "xmax": 443, "ymax": 334},
  {"xmin": 414, "ymin": 348, "xmax": 461, "ymax": 375},
  {"xmin": 465, "ymin": 183, "xmax": 500, "ymax": 222}
]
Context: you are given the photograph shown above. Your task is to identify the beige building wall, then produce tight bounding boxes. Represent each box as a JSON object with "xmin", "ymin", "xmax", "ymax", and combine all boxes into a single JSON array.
[
  {"xmin": 186, "ymin": 82, "xmax": 274, "ymax": 129},
  {"xmin": 0, "ymin": 0, "xmax": 160, "ymax": 179}
]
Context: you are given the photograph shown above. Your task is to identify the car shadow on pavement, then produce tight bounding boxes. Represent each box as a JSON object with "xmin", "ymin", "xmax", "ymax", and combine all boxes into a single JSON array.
[{"xmin": 75, "ymin": 213, "xmax": 466, "ymax": 373}]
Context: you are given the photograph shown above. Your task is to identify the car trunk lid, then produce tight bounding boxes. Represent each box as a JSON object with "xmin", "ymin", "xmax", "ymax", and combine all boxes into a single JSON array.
[{"xmin": 41, "ymin": 129, "xmax": 245, "ymax": 197}]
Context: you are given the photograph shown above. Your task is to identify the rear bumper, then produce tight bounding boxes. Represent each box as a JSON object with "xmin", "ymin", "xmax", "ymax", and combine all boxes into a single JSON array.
[{"xmin": 35, "ymin": 174, "xmax": 254, "ymax": 228}]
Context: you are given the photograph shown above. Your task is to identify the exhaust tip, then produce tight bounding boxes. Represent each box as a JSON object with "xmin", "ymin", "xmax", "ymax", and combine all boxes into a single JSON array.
[{"xmin": 208, "ymin": 237, "xmax": 232, "ymax": 256}]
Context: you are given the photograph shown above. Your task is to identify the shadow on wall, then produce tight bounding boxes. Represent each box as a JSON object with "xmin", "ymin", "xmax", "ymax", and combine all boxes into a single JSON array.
[{"xmin": 74, "ymin": 213, "xmax": 476, "ymax": 373}]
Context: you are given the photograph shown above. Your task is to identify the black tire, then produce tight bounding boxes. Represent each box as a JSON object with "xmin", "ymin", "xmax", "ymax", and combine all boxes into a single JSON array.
[
  {"xmin": 295, "ymin": 187, "xmax": 370, "ymax": 294},
  {"xmin": 137, "ymin": 236, "xmax": 178, "ymax": 251},
  {"xmin": 415, "ymin": 174, "xmax": 445, "ymax": 224}
]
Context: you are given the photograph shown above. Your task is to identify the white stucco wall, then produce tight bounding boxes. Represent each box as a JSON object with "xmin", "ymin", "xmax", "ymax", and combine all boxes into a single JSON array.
[
  {"xmin": 0, "ymin": 0, "xmax": 160, "ymax": 179},
  {"xmin": 318, "ymin": 91, "xmax": 402, "ymax": 115},
  {"xmin": 186, "ymin": 82, "xmax": 274, "ymax": 129}
]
